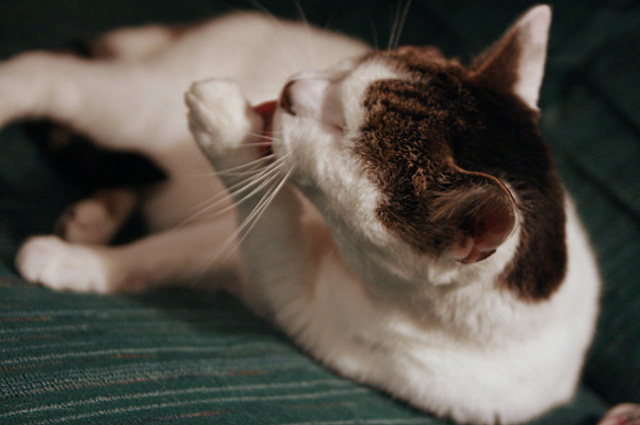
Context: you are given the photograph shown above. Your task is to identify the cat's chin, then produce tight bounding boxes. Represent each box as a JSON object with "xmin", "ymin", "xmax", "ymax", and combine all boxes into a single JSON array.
[{"xmin": 253, "ymin": 100, "xmax": 278, "ymax": 157}]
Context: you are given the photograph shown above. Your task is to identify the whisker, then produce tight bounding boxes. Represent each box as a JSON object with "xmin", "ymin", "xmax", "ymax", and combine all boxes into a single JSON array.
[
  {"xmin": 390, "ymin": 0, "xmax": 413, "ymax": 49},
  {"xmin": 241, "ymin": 0, "xmax": 308, "ymax": 72},
  {"xmin": 180, "ymin": 173, "xmax": 267, "ymax": 227},
  {"xmin": 180, "ymin": 152, "xmax": 292, "ymax": 226},
  {"xmin": 209, "ymin": 155, "xmax": 291, "ymax": 216},
  {"xmin": 387, "ymin": 2, "xmax": 400, "ymax": 51},
  {"xmin": 186, "ymin": 169, "xmax": 282, "ymax": 228},
  {"xmin": 291, "ymin": 0, "xmax": 318, "ymax": 65},
  {"xmin": 214, "ymin": 155, "xmax": 273, "ymax": 176},
  {"xmin": 233, "ymin": 167, "xmax": 294, "ymax": 248},
  {"xmin": 239, "ymin": 141, "xmax": 278, "ymax": 148},
  {"xmin": 246, "ymin": 132, "xmax": 283, "ymax": 143},
  {"xmin": 171, "ymin": 151, "xmax": 273, "ymax": 179},
  {"xmin": 213, "ymin": 170, "xmax": 284, "ymax": 217},
  {"xmin": 195, "ymin": 165, "xmax": 293, "ymax": 277},
  {"xmin": 222, "ymin": 152, "xmax": 290, "ymax": 194},
  {"xmin": 220, "ymin": 151, "xmax": 288, "ymax": 179}
]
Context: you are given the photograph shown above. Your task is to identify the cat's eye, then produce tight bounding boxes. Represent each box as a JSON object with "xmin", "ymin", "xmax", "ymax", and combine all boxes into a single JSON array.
[
  {"xmin": 279, "ymin": 80, "xmax": 297, "ymax": 115},
  {"xmin": 279, "ymin": 78, "xmax": 331, "ymax": 118},
  {"xmin": 328, "ymin": 123, "xmax": 346, "ymax": 134},
  {"xmin": 279, "ymin": 75, "xmax": 348, "ymax": 136}
]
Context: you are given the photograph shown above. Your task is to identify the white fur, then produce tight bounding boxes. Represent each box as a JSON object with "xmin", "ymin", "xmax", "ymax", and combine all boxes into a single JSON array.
[{"xmin": 1, "ymin": 9, "xmax": 600, "ymax": 425}]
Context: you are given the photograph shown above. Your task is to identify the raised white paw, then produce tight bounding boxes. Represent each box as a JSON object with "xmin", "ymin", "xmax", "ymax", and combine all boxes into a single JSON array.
[
  {"xmin": 16, "ymin": 236, "xmax": 117, "ymax": 294},
  {"xmin": 185, "ymin": 78, "xmax": 262, "ymax": 161}
]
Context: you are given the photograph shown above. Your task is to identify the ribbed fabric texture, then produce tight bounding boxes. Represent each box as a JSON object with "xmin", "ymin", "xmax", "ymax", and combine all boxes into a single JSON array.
[{"xmin": 1, "ymin": 1, "xmax": 638, "ymax": 423}]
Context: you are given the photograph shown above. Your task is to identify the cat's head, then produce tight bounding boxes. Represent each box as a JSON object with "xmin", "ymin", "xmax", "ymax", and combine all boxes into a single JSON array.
[{"xmin": 270, "ymin": 6, "xmax": 564, "ymax": 292}]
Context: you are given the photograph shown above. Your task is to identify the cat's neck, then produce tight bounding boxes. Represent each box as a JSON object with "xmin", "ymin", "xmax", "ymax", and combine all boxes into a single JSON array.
[
  {"xmin": 329, "ymin": 211, "xmax": 523, "ymax": 306},
  {"xmin": 321, "ymin": 222, "xmax": 536, "ymax": 346}
]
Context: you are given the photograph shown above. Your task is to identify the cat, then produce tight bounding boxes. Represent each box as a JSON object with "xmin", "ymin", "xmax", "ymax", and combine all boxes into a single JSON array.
[{"xmin": 0, "ymin": 5, "xmax": 601, "ymax": 425}]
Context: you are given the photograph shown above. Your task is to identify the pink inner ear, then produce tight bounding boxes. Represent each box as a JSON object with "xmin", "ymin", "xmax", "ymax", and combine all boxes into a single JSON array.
[{"xmin": 449, "ymin": 192, "xmax": 516, "ymax": 264}]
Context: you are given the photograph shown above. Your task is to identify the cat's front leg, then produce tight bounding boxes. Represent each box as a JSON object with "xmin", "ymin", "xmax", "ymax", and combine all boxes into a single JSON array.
[
  {"xmin": 185, "ymin": 79, "xmax": 309, "ymax": 319},
  {"xmin": 16, "ymin": 216, "xmax": 242, "ymax": 294}
]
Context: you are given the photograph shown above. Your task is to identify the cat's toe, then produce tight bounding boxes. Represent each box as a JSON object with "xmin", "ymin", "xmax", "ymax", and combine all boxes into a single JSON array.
[
  {"xmin": 185, "ymin": 78, "xmax": 261, "ymax": 160},
  {"xmin": 188, "ymin": 78, "xmax": 243, "ymax": 110},
  {"xmin": 598, "ymin": 404, "xmax": 640, "ymax": 425},
  {"xmin": 16, "ymin": 236, "xmax": 117, "ymax": 294},
  {"xmin": 56, "ymin": 199, "xmax": 118, "ymax": 244}
]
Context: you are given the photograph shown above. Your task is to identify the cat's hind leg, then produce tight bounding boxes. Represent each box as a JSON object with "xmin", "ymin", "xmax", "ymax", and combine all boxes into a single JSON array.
[
  {"xmin": 186, "ymin": 79, "xmax": 310, "ymax": 317},
  {"xmin": 86, "ymin": 24, "xmax": 188, "ymax": 60},
  {"xmin": 0, "ymin": 50, "xmax": 184, "ymax": 157},
  {"xmin": 55, "ymin": 188, "xmax": 139, "ymax": 245}
]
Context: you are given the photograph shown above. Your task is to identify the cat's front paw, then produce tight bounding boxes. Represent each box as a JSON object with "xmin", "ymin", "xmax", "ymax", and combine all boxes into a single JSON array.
[
  {"xmin": 185, "ymin": 79, "xmax": 262, "ymax": 164},
  {"xmin": 16, "ymin": 236, "xmax": 118, "ymax": 294}
]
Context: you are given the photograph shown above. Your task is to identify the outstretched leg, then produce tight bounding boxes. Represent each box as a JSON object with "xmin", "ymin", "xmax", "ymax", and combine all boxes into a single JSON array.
[
  {"xmin": 87, "ymin": 24, "xmax": 187, "ymax": 60},
  {"xmin": 185, "ymin": 79, "xmax": 311, "ymax": 317},
  {"xmin": 0, "ymin": 50, "xmax": 188, "ymax": 160},
  {"xmin": 16, "ymin": 212, "xmax": 241, "ymax": 294}
]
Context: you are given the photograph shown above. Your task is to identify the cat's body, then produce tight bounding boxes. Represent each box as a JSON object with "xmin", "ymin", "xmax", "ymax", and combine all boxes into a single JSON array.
[{"xmin": 0, "ymin": 7, "xmax": 600, "ymax": 425}]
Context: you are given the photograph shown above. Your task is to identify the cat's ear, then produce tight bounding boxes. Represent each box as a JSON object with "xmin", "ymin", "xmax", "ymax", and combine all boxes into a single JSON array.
[
  {"xmin": 470, "ymin": 5, "xmax": 551, "ymax": 111},
  {"xmin": 433, "ymin": 169, "xmax": 517, "ymax": 264}
]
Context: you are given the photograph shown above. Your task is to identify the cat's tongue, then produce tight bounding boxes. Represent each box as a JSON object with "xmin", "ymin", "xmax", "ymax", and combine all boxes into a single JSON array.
[{"xmin": 253, "ymin": 100, "xmax": 278, "ymax": 157}]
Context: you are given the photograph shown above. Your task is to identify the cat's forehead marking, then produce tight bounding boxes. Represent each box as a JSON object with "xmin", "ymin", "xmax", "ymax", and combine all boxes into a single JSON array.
[
  {"xmin": 354, "ymin": 54, "xmax": 472, "ymax": 254},
  {"xmin": 340, "ymin": 57, "xmax": 406, "ymax": 132}
]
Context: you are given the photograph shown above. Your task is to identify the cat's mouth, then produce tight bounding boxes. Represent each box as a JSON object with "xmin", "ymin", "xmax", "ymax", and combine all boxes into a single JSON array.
[{"xmin": 253, "ymin": 100, "xmax": 278, "ymax": 157}]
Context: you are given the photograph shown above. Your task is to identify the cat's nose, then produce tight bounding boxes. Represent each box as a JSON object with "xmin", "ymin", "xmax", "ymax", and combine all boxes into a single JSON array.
[{"xmin": 279, "ymin": 78, "xmax": 330, "ymax": 117}]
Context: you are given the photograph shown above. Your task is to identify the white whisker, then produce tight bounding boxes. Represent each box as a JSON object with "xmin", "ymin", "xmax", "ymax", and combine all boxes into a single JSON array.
[
  {"xmin": 211, "ymin": 156, "xmax": 290, "ymax": 217},
  {"xmin": 389, "ymin": 0, "xmax": 413, "ymax": 50},
  {"xmin": 214, "ymin": 171, "xmax": 283, "ymax": 217},
  {"xmin": 233, "ymin": 167, "xmax": 294, "ymax": 248},
  {"xmin": 178, "ymin": 160, "xmax": 275, "ymax": 224},
  {"xmin": 194, "ymin": 165, "xmax": 293, "ymax": 277},
  {"xmin": 179, "ymin": 152, "xmax": 292, "ymax": 226},
  {"xmin": 241, "ymin": 0, "xmax": 309, "ymax": 73},
  {"xmin": 387, "ymin": 2, "xmax": 400, "ymax": 51},
  {"xmin": 214, "ymin": 155, "xmax": 273, "ymax": 176},
  {"xmin": 246, "ymin": 131, "xmax": 283, "ymax": 143},
  {"xmin": 291, "ymin": 0, "xmax": 318, "ymax": 65},
  {"xmin": 222, "ymin": 152, "xmax": 290, "ymax": 194}
]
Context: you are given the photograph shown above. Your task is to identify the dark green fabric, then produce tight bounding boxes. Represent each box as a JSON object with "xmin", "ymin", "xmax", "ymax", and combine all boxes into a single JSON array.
[{"xmin": 1, "ymin": 1, "xmax": 638, "ymax": 424}]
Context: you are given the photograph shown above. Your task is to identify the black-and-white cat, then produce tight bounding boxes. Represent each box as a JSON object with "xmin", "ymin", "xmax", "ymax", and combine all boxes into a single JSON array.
[{"xmin": 1, "ymin": 6, "xmax": 600, "ymax": 424}]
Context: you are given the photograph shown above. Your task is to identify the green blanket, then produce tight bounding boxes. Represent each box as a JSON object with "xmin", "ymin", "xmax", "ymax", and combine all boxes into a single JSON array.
[{"xmin": 1, "ymin": 1, "xmax": 638, "ymax": 424}]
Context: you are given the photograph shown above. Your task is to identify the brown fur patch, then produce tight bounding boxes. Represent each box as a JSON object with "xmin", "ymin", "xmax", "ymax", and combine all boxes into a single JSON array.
[
  {"xmin": 354, "ymin": 49, "xmax": 566, "ymax": 301},
  {"xmin": 470, "ymin": 23, "xmax": 522, "ymax": 96}
]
